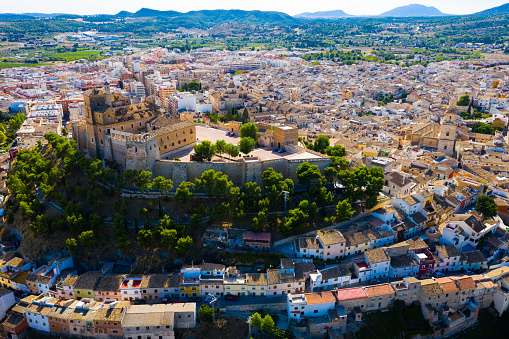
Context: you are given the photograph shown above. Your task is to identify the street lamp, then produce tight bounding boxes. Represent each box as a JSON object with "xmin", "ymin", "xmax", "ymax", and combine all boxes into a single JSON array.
[
  {"xmin": 282, "ymin": 190, "xmax": 290, "ymax": 214},
  {"xmin": 209, "ymin": 296, "xmax": 218, "ymax": 324}
]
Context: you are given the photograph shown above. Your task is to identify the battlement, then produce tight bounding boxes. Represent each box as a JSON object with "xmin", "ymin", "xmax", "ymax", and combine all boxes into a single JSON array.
[{"xmin": 110, "ymin": 129, "xmax": 158, "ymax": 144}]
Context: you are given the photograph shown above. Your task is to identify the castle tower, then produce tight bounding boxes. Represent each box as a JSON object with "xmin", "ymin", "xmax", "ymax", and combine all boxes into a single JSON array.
[{"xmin": 104, "ymin": 81, "xmax": 112, "ymax": 107}]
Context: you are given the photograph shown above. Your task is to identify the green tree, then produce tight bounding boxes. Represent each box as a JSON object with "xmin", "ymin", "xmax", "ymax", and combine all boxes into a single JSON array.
[
  {"xmin": 123, "ymin": 169, "xmax": 138, "ymax": 188},
  {"xmin": 336, "ymin": 199, "xmax": 355, "ymax": 221},
  {"xmin": 61, "ymin": 128, "xmax": 69, "ymax": 136},
  {"xmin": 137, "ymin": 229, "xmax": 153, "ymax": 245},
  {"xmin": 197, "ymin": 304, "xmax": 217, "ymax": 322},
  {"xmin": 78, "ymin": 230, "xmax": 95, "ymax": 248},
  {"xmin": 261, "ymin": 315, "xmax": 275, "ymax": 334},
  {"xmin": 215, "ymin": 139, "xmax": 227, "ymax": 157},
  {"xmin": 471, "ymin": 122, "xmax": 495, "ymax": 135},
  {"xmin": 89, "ymin": 214, "xmax": 104, "ymax": 230},
  {"xmin": 175, "ymin": 181, "xmax": 194, "ymax": 204},
  {"xmin": 159, "ymin": 228, "xmax": 178, "ymax": 246},
  {"xmin": 136, "ymin": 170, "xmax": 152, "ymax": 193},
  {"xmin": 0, "ymin": 131, "xmax": 6, "ymax": 144},
  {"xmin": 242, "ymin": 108, "xmax": 249, "ymax": 123},
  {"xmin": 476, "ymin": 195, "xmax": 497, "ymax": 219},
  {"xmin": 193, "ymin": 140, "xmax": 216, "ymax": 161},
  {"xmin": 239, "ymin": 122, "xmax": 258, "ymax": 140},
  {"xmin": 175, "ymin": 236, "xmax": 194, "ymax": 254},
  {"xmin": 457, "ymin": 94, "xmax": 470, "ymax": 106},
  {"xmin": 226, "ymin": 144, "xmax": 239, "ymax": 158},
  {"xmin": 151, "ymin": 176, "xmax": 173, "ymax": 196},
  {"xmin": 296, "ymin": 162, "xmax": 322, "ymax": 187},
  {"xmin": 239, "ymin": 137, "xmax": 255, "ymax": 155},
  {"xmin": 66, "ymin": 238, "xmax": 78, "ymax": 256},
  {"xmin": 251, "ymin": 312, "xmax": 263, "ymax": 328},
  {"xmin": 226, "ymin": 107, "xmax": 233, "ymax": 121},
  {"xmin": 234, "ymin": 70, "xmax": 243, "ymax": 75},
  {"xmin": 314, "ymin": 135, "xmax": 330, "ymax": 153},
  {"xmin": 325, "ymin": 144, "xmax": 347, "ymax": 157}
]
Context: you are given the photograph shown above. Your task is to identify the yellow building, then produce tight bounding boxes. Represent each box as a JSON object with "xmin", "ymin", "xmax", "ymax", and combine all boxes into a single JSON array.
[{"xmin": 73, "ymin": 272, "xmax": 101, "ymax": 300}]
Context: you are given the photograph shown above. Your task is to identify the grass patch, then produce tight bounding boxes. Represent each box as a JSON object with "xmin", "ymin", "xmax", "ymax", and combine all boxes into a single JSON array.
[
  {"xmin": 225, "ymin": 251, "xmax": 285, "ymax": 269},
  {"xmin": 0, "ymin": 62, "xmax": 51, "ymax": 69}
]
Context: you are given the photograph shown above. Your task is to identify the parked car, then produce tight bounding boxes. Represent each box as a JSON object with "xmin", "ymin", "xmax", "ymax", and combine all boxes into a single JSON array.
[
  {"xmin": 205, "ymin": 295, "xmax": 216, "ymax": 302},
  {"xmin": 161, "ymin": 298, "xmax": 171, "ymax": 304},
  {"xmin": 434, "ymin": 272, "xmax": 445, "ymax": 278},
  {"xmin": 273, "ymin": 147, "xmax": 280, "ymax": 152},
  {"xmin": 225, "ymin": 294, "xmax": 239, "ymax": 301},
  {"xmin": 368, "ymin": 278, "xmax": 380, "ymax": 285},
  {"xmin": 465, "ymin": 270, "xmax": 475, "ymax": 275},
  {"xmin": 278, "ymin": 148, "xmax": 286, "ymax": 153},
  {"xmin": 172, "ymin": 300, "xmax": 183, "ymax": 304},
  {"xmin": 189, "ymin": 296, "xmax": 202, "ymax": 302}
]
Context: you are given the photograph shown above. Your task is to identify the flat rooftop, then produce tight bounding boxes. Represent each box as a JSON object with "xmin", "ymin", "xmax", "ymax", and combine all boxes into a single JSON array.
[{"xmin": 196, "ymin": 125, "xmax": 240, "ymax": 144}]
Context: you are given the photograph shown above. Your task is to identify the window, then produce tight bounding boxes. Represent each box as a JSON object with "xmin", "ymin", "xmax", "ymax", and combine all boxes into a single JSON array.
[{"xmin": 314, "ymin": 310, "xmax": 318, "ymax": 313}]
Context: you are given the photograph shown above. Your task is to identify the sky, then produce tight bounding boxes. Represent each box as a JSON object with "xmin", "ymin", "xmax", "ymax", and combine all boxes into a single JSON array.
[{"xmin": 2, "ymin": 0, "xmax": 509, "ymax": 16}]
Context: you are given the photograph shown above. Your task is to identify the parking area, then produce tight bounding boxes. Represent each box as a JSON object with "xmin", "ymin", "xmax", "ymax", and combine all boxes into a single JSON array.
[
  {"xmin": 196, "ymin": 125, "xmax": 240, "ymax": 144},
  {"xmin": 249, "ymin": 147, "xmax": 324, "ymax": 161}
]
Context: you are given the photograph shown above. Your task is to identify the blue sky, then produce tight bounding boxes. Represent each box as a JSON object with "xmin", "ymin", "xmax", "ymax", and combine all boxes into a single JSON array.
[{"xmin": 2, "ymin": 0, "xmax": 508, "ymax": 16}]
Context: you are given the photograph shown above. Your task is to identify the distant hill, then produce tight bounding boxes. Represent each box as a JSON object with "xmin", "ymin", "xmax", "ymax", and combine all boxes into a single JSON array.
[
  {"xmin": 114, "ymin": 8, "xmax": 300, "ymax": 26},
  {"xmin": 474, "ymin": 3, "xmax": 509, "ymax": 15},
  {"xmin": 294, "ymin": 10, "xmax": 352, "ymax": 19},
  {"xmin": 379, "ymin": 4, "xmax": 447, "ymax": 17},
  {"xmin": 22, "ymin": 13, "xmax": 65, "ymax": 18}
]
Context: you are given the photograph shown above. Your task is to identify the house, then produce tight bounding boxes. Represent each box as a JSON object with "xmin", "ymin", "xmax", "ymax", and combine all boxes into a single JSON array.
[
  {"xmin": 389, "ymin": 255, "xmax": 420, "ymax": 278},
  {"xmin": 93, "ymin": 274, "xmax": 123, "ymax": 302},
  {"xmin": 223, "ymin": 267, "xmax": 247, "ymax": 296},
  {"xmin": 310, "ymin": 266, "xmax": 350, "ymax": 292},
  {"xmin": 122, "ymin": 303, "xmax": 196, "ymax": 338},
  {"xmin": 3, "ymin": 312, "xmax": 28, "ymax": 339},
  {"xmin": 243, "ymin": 231, "xmax": 271, "ymax": 251},
  {"xmin": 56, "ymin": 274, "xmax": 78, "ymax": 299},
  {"xmin": 287, "ymin": 292, "xmax": 336, "ymax": 324},
  {"xmin": 295, "ymin": 237, "xmax": 323, "ymax": 259},
  {"xmin": 141, "ymin": 274, "xmax": 180, "ymax": 300},
  {"xmin": 179, "ymin": 265, "xmax": 200, "ymax": 298},
  {"xmin": 92, "ymin": 300, "xmax": 129, "ymax": 337},
  {"xmin": 246, "ymin": 273, "xmax": 267, "ymax": 296},
  {"xmin": 383, "ymin": 171, "xmax": 417, "ymax": 197},
  {"xmin": 391, "ymin": 277, "xmax": 421, "ymax": 305},
  {"xmin": 266, "ymin": 269, "xmax": 297, "ymax": 297},
  {"xmin": 316, "ymin": 230, "xmax": 346, "ymax": 260},
  {"xmin": 120, "ymin": 276, "xmax": 143, "ymax": 301},
  {"xmin": 73, "ymin": 272, "xmax": 101, "ymax": 300},
  {"xmin": 434, "ymin": 245, "xmax": 462, "ymax": 272},
  {"xmin": 441, "ymin": 214, "xmax": 500, "ymax": 250},
  {"xmin": 364, "ymin": 284, "xmax": 396, "ymax": 312},
  {"xmin": 200, "ymin": 276, "xmax": 224, "ymax": 298},
  {"xmin": 334, "ymin": 287, "xmax": 368, "ymax": 314},
  {"xmin": 344, "ymin": 232, "xmax": 371, "ymax": 256},
  {"xmin": 0, "ymin": 288, "xmax": 15, "ymax": 320},
  {"xmin": 364, "ymin": 248, "xmax": 390, "ymax": 280}
]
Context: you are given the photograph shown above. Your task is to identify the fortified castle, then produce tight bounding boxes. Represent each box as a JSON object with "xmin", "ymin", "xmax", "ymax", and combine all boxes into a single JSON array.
[{"xmin": 72, "ymin": 83, "xmax": 196, "ymax": 172}]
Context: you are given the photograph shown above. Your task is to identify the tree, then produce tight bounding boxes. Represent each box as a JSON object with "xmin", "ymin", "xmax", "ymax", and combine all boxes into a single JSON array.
[
  {"xmin": 89, "ymin": 214, "xmax": 104, "ymax": 230},
  {"xmin": 0, "ymin": 131, "xmax": 6, "ymax": 144},
  {"xmin": 136, "ymin": 170, "xmax": 152, "ymax": 193},
  {"xmin": 314, "ymin": 135, "xmax": 330, "ymax": 153},
  {"xmin": 336, "ymin": 199, "xmax": 355, "ymax": 221},
  {"xmin": 137, "ymin": 229, "xmax": 153, "ymax": 245},
  {"xmin": 325, "ymin": 144, "xmax": 347, "ymax": 157},
  {"xmin": 175, "ymin": 182, "xmax": 194, "ymax": 204},
  {"xmin": 66, "ymin": 238, "xmax": 78, "ymax": 256},
  {"xmin": 296, "ymin": 162, "xmax": 322, "ymax": 187},
  {"xmin": 234, "ymin": 70, "xmax": 243, "ymax": 75},
  {"xmin": 194, "ymin": 140, "xmax": 216, "ymax": 161},
  {"xmin": 226, "ymin": 107, "xmax": 233, "ymax": 121},
  {"xmin": 151, "ymin": 176, "xmax": 173, "ymax": 196},
  {"xmin": 251, "ymin": 312, "xmax": 263, "ymax": 328},
  {"xmin": 123, "ymin": 169, "xmax": 138, "ymax": 188},
  {"xmin": 242, "ymin": 108, "xmax": 249, "ymax": 123},
  {"xmin": 239, "ymin": 137, "xmax": 255, "ymax": 155},
  {"xmin": 215, "ymin": 140, "xmax": 227, "ymax": 157},
  {"xmin": 226, "ymin": 144, "xmax": 239, "ymax": 158},
  {"xmin": 261, "ymin": 315, "xmax": 275, "ymax": 334},
  {"xmin": 61, "ymin": 128, "xmax": 69, "ymax": 136},
  {"xmin": 159, "ymin": 228, "xmax": 178, "ymax": 246},
  {"xmin": 175, "ymin": 236, "xmax": 194, "ymax": 254},
  {"xmin": 471, "ymin": 122, "xmax": 495, "ymax": 135},
  {"xmin": 457, "ymin": 94, "xmax": 470, "ymax": 106},
  {"xmin": 476, "ymin": 195, "xmax": 497, "ymax": 219},
  {"xmin": 239, "ymin": 122, "xmax": 258, "ymax": 141},
  {"xmin": 262, "ymin": 167, "xmax": 283, "ymax": 188},
  {"xmin": 197, "ymin": 304, "xmax": 217, "ymax": 322},
  {"xmin": 78, "ymin": 230, "xmax": 95, "ymax": 248}
]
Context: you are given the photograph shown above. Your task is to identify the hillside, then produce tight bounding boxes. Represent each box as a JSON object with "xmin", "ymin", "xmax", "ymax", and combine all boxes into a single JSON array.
[
  {"xmin": 379, "ymin": 4, "xmax": 448, "ymax": 17},
  {"xmin": 294, "ymin": 10, "xmax": 352, "ymax": 19},
  {"xmin": 475, "ymin": 3, "xmax": 509, "ymax": 15},
  {"xmin": 115, "ymin": 8, "xmax": 300, "ymax": 26}
]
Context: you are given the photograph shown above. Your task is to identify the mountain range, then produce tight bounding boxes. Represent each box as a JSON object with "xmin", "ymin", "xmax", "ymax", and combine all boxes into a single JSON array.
[{"xmin": 1, "ymin": 3, "xmax": 509, "ymax": 26}]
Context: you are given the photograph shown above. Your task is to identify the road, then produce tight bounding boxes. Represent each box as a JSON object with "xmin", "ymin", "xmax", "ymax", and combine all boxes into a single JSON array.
[{"xmin": 194, "ymin": 295, "xmax": 287, "ymax": 309}]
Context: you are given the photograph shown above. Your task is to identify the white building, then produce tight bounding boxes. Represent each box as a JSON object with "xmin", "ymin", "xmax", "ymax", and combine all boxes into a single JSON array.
[{"xmin": 287, "ymin": 292, "xmax": 337, "ymax": 324}]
